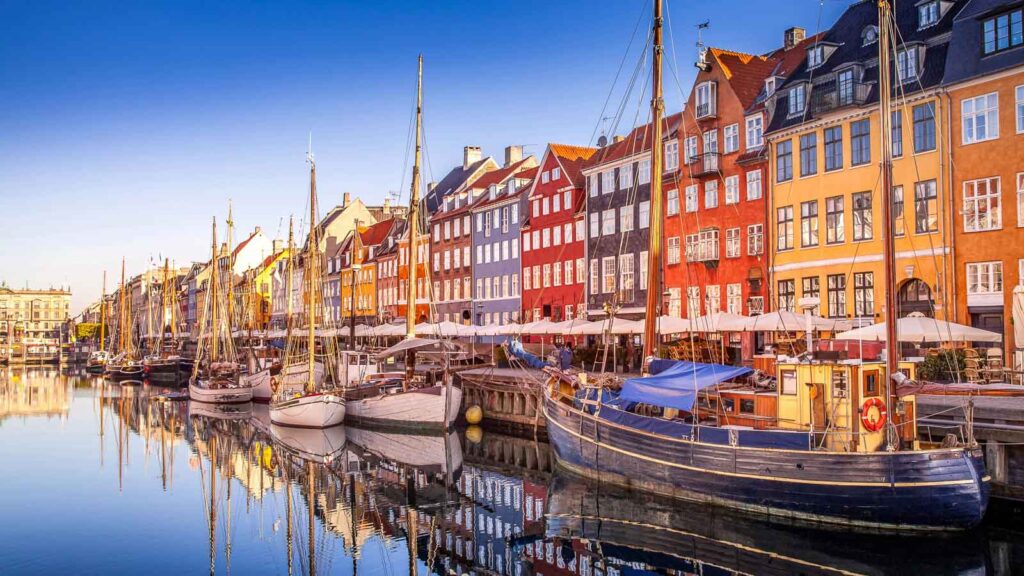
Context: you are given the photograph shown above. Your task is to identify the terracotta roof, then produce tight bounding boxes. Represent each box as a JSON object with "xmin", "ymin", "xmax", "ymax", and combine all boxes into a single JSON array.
[
  {"xmin": 232, "ymin": 230, "xmax": 260, "ymax": 257},
  {"xmin": 585, "ymin": 112, "xmax": 684, "ymax": 169},
  {"xmin": 358, "ymin": 218, "xmax": 396, "ymax": 247},
  {"xmin": 467, "ymin": 157, "xmax": 535, "ymax": 190},
  {"xmin": 709, "ymin": 48, "xmax": 777, "ymax": 109},
  {"xmin": 548, "ymin": 143, "xmax": 598, "ymax": 189}
]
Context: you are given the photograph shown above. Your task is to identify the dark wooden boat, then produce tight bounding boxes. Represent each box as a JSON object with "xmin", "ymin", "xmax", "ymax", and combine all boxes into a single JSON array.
[
  {"xmin": 143, "ymin": 355, "xmax": 194, "ymax": 383},
  {"xmin": 104, "ymin": 361, "xmax": 145, "ymax": 382}
]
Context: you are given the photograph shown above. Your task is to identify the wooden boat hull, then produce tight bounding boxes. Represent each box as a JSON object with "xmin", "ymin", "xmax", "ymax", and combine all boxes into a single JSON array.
[
  {"xmin": 344, "ymin": 383, "xmax": 462, "ymax": 430},
  {"xmin": 270, "ymin": 393, "xmax": 345, "ymax": 428},
  {"xmin": 188, "ymin": 381, "xmax": 253, "ymax": 403},
  {"xmin": 543, "ymin": 394, "xmax": 988, "ymax": 530},
  {"xmin": 143, "ymin": 357, "xmax": 194, "ymax": 383},
  {"xmin": 104, "ymin": 364, "xmax": 145, "ymax": 382},
  {"xmin": 242, "ymin": 369, "xmax": 273, "ymax": 402}
]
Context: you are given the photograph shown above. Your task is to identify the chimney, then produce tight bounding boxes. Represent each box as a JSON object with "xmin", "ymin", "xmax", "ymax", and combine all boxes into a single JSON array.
[
  {"xmin": 383, "ymin": 197, "xmax": 391, "ymax": 214},
  {"xmin": 504, "ymin": 145, "xmax": 523, "ymax": 168},
  {"xmin": 613, "ymin": 135, "xmax": 626, "ymax": 143},
  {"xmin": 463, "ymin": 146, "xmax": 482, "ymax": 170},
  {"xmin": 273, "ymin": 239, "xmax": 283, "ymax": 253},
  {"xmin": 343, "ymin": 192, "xmax": 352, "ymax": 207},
  {"xmin": 784, "ymin": 27, "xmax": 806, "ymax": 50},
  {"xmin": 254, "ymin": 226, "xmax": 261, "ymax": 234}
]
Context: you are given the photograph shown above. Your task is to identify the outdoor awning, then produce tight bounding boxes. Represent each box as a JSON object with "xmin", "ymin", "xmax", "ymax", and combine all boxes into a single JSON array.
[
  {"xmin": 619, "ymin": 360, "xmax": 753, "ymax": 411},
  {"xmin": 834, "ymin": 312, "xmax": 1002, "ymax": 343},
  {"xmin": 374, "ymin": 337, "xmax": 462, "ymax": 360},
  {"xmin": 1013, "ymin": 286, "xmax": 1024, "ymax": 349},
  {"xmin": 687, "ymin": 312, "xmax": 751, "ymax": 333},
  {"xmin": 743, "ymin": 310, "xmax": 851, "ymax": 333}
]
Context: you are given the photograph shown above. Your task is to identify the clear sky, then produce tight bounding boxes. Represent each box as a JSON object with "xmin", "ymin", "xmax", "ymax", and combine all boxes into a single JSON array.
[{"xmin": 0, "ymin": 0, "xmax": 847, "ymax": 313}]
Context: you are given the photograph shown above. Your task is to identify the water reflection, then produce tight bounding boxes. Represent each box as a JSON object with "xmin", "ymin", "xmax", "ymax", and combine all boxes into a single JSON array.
[{"xmin": 2, "ymin": 369, "xmax": 1023, "ymax": 575}]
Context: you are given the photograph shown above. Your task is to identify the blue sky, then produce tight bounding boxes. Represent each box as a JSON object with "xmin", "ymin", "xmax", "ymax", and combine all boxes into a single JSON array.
[{"xmin": 0, "ymin": 0, "xmax": 846, "ymax": 311}]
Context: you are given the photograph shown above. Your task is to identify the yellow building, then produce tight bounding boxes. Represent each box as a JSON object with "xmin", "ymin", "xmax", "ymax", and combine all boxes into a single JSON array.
[
  {"xmin": 766, "ymin": 2, "xmax": 957, "ymax": 324},
  {"xmin": 246, "ymin": 249, "xmax": 288, "ymax": 330}
]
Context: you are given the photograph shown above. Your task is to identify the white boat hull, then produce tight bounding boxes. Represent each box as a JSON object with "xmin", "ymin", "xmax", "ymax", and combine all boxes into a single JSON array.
[
  {"xmin": 189, "ymin": 400, "xmax": 253, "ymax": 420},
  {"xmin": 270, "ymin": 423, "xmax": 347, "ymax": 463},
  {"xmin": 279, "ymin": 362, "xmax": 325, "ymax": 388},
  {"xmin": 346, "ymin": 426, "xmax": 463, "ymax": 476},
  {"xmin": 270, "ymin": 393, "xmax": 346, "ymax": 428},
  {"xmin": 242, "ymin": 369, "xmax": 273, "ymax": 402},
  {"xmin": 188, "ymin": 381, "xmax": 254, "ymax": 403},
  {"xmin": 345, "ymin": 383, "xmax": 462, "ymax": 429}
]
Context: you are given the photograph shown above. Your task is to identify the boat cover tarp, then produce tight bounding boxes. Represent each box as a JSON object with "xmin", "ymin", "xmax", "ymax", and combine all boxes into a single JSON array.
[
  {"xmin": 619, "ymin": 360, "xmax": 752, "ymax": 411},
  {"xmin": 506, "ymin": 339, "xmax": 548, "ymax": 370}
]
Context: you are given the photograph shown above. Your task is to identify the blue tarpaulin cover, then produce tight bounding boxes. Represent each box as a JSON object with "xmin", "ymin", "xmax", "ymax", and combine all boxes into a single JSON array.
[
  {"xmin": 619, "ymin": 360, "xmax": 752, "ymax": 412},
  {"xmin": 506, "ymin": 339, "xmax": 548, "ymax": 370}
]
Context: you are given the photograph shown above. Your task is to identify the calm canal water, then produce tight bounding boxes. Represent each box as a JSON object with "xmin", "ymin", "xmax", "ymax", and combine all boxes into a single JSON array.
[{"xmin": 2, "ymin": 366, "xmax": 1024, "ymax": 575}]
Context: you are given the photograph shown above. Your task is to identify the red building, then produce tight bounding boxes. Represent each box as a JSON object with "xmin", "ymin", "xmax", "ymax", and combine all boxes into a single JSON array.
[
  {"xmin": 665, "ymin": 33, "xmax": 814, "ymax": 325},
  {"xmin": 520, "ymin": 144, "xmax": 596, "ymax": 326}
]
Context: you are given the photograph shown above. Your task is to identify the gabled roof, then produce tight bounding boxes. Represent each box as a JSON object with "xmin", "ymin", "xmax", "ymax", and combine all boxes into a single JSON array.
[
  {"xmin": 358, "ymin": 218, "xmax": 397, "ymax": 248},
  {"xmin": 707, "ymin": 48, "xmax": 778, "ymax": 109},
  {"xmin": 466, "ymin": 157, "xmax": 535, "ymax": 191},
  {"xmin": 472, "ymin": 166, "xmax": 537, "ymax": 211},
  {"xmin": 585, "ymin": 112, "xmax": 685, "ymax": 169},
  {"xmin": 549, "ymin": 143, "xmax": 599, "ymax": 188},
  {"xmin": 424, "ymin": 157, "xmax": 499, "ymax": 214}
]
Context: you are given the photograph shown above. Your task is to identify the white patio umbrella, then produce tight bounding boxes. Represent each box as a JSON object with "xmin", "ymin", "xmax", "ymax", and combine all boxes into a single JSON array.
[
  {"xmin": 834, "ymin": 312, "xmax": 1002, "ymax": 343},
  {"xmin": 569, "ymin": 318, "xmax": 643, "ymax": 335},
  {"xmin": 744, "ymin": 310, "xmax": 852, "ymax": 333},
  {"xmin": 655, "ymin": 315, "xmax": 690, "ymax": 335},
  {"xmin": 686, "ymin": 312, "xmax": 751, "ymax": 333},
  {"xmin": 1013, "ymin": 286, "xmax": 1024, "ymax": 350}
]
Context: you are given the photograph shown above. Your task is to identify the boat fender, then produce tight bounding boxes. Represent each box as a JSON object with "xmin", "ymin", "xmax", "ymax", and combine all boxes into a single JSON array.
[{"xmin": 860, "ymin": 397, "xmax": 887, "ymax": 432}]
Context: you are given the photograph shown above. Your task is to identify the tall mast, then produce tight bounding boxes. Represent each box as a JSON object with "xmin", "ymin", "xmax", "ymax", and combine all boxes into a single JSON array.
[
  {"xmin": 161, "ymin": 258, "xmax": 170, "ymax": 349},
  {"xmin": 286, "ymin": 216, "xmax": 295, "ymax": 344},
  {"xmin": 642, "ymin": 0, "xmax": 665, "ymax": 361},
  {"xmin": 877, "ymin": 0, "xmax": 899, "ymax": 442},
  {"xmin": 227, "ymin": 199, "xmax": 236, "ymax": 332},
  {"xmin": 100, "ymin": 271, "xmax": 107, "ymax": 353},
  {"xmin": 118, "ymin": 258, "xmax": 127, "ymax": 355},
  {"xmin": 211, "ymin": 218, "xmax": 220, "ymax": 361},
  {"xmin": 406, "ymin": 54, "xmax": 424, "ymax": 340},
  {"xmin": 307, "ymin": 156, "xmax": 318, "ymax": 395}
]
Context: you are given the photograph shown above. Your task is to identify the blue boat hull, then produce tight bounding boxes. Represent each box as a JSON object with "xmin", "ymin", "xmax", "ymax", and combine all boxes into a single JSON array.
[{"xmin": 544, "ymin": 394, "xmax": 988, "ymax": 530}]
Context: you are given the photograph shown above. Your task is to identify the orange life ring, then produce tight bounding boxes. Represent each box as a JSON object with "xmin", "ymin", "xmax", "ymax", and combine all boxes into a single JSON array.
[{"xmin": 860, "ymin": 397, "xmax": 887, "ymax": 432}]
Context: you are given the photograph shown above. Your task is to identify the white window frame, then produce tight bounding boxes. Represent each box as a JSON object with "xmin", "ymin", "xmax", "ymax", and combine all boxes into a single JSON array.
[
  {"xmin": 788, "ymin": 85, "xmax": 806, "ymax": 116},
  {"xmin": 601, "ymin": 209, "xmax": 615, "ymax": 236},
  {"xmin": 601, "ymin": 170, "xmax": 614, "ymax": 194},
  {"xmin": 667, "ymin": 236, "xmax": 681, "ymax": 265},
  {"xmin": 619, "ymin": 164, "xmax": 634, "ymax": 189},
  {"xmin": 638, "ymin": 159, "xmax": 651, "ymax": 184},
  {"xmin": 725, "ymin": 175, "xmax": 740, "ymax": 205},
  {"xmin": 963, "ymin": 177, "xmax": 1002, "ymax": 232},
  {"xmin": 665, "ymin": 141, "xmax": 680, "ymax": 172},
  {"xmin": 684, "ymin": 185, "xmax": 698, "ymax": 213},
  {"xmin": 667, "ymin": 188, "xmax": 680, "ymax": 216},
  {"xmin": 962, "ymin": 92, "xmax": 1000, "ymax": 144},
  {"xmin": 745, "ymin": 114, "xmax": 764, "ymax": 149},
  {"xmin": 620, "ymin": 205, "xmax": 634, "ymax": 232},
  {"xmin": 601, "ymin": 256, "xmax": 616, "ymax": 294},
  {"xmin": 723, "ymin": 123, "xmax": 739, "ymax": 154},
  {"xmin": 1016, "ymin": 85, "xmax": 1024, "ymax": 134},
  {"xmin": 746, "ymin": 169, "xmax": 762, "ymax": 200},
  {"xmin": 726, "ymin": 227, "xmax": 740, "ymax": 258},
  {"xmin": 967, "ymin": 261, "xmax": 1003, "ymax": 295},
  {"xmin": 684, "ymin": 136, "xmax": 698, "ymax": 163},
  {"xmin": 704, "ymin": 180, "xmax": 718, "ymax": 209}
]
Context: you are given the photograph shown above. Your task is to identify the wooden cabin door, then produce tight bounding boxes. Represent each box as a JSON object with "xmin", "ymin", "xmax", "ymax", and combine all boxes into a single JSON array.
[{"xmin": 810, "ymin": 383, "xmax": 826, "ymax": 432}]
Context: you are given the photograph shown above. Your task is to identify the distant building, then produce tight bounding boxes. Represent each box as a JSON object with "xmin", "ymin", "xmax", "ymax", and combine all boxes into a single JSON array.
[{"xmin": 0, "ymin": 284, "xmax": 72, "ymax": 344}]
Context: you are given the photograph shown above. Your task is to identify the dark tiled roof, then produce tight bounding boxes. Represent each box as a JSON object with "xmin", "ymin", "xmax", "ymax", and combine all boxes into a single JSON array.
[
  {"xmin": 944, "ymin": 0, "xmax": 1024, "ymax": 85},
  {"xmin": 767, "ymin": 0, "xmax": 960, "ymax": 133},
  {"xmin": 424, "ymin": 157, "xmax": 496, "ymax": 214},
  {"xmin": 586, "ymin": 112, "xmax": 685, "ymax": 169}
]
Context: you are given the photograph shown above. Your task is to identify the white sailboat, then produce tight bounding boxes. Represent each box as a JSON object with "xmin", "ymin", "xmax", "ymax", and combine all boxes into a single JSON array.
[
  {"xmin": 189, "ymin": 218, "xmax": 253, "ymax": 403},
  {"xmin": 341, "ymin": 56, "xmax": 462, "ymax": 430},
  {"xmin": 269, "ymin": 147, "xmax": 345, "ymax": 428}
]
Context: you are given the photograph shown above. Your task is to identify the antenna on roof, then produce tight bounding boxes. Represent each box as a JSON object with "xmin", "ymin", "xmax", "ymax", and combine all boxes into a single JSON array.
[{"xmin": 695, "ymin": 20, "xmax": 711, "ymax": 71}]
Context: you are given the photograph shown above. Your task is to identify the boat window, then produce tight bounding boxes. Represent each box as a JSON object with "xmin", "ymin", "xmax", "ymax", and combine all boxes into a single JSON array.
[
  {"xmin": 740, "ymin": 399, "xmax": 755, "ymax": 414},
  {"xmin": 863, "ymin": 370, "xmax": 879, "ymax": 397},
  {"xmin": 722, "ymin": 398, "xmax": 735, "ymax": 412},
  {"xmin": 780, "ymin": 370, "xmax": 797, "ymax": 395}
]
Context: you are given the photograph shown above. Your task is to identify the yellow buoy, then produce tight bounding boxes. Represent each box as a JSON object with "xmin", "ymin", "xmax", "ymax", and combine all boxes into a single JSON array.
[
  {"xmin": 465, "ymin": 425, "xmax": 483, "ymax": 444},
  {"xmin": 464, "ymin": 404, "xmax": 483, "ymax": 425}
]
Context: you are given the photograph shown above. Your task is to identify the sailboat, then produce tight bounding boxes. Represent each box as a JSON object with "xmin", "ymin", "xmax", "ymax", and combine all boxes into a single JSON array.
[
  {"xmin": 105, "ymin": 258, "xmax": 145, "ymax": 382},
  {"xmin": 540, "ymin": 0, "xmax": 987, "ymax": 531},
  {"xmin": 86, "ymin": 271, "xmax": 110, "ymax": 374},
  {"xmin": 243, "ymin": 220, "xmax": 293, "ymax": 403},
  {"xmin": 189, "ymin": 218, "xmax": 253, "ymax": 403},
  {"xmin": 341, "ymin": 56, "xmax": 462, "ymax": 431},
  {"xmin": 268, "ymin": 149, "xmax": 345, "ymax": 428},
  {"xmin": 144, "ymin": 258, "xmax": 194, "ymax": 383}
]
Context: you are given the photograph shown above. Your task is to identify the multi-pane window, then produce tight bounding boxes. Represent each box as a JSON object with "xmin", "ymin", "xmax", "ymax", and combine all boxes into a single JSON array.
[
  {"xmin": 800, "ymin": 200, "xmax": 819, "ymax": 247},
  {"xmin": 913, "ymin": 103, "xmax": 936, "ymax": 152},
  {"xmin": 777, "ymin": 279, "xmax": 795, "ymax": 312},
  {"xmin": 602, "ymin": 209, "xmax": 615, "ymax": 235},
  {"xmin": 665, "ymin": 141, "xmax": 680, "ymax": 172},
  {"xmin": 852, "ymin": 192, "xmax": 873, "ymax": 241},
  {"xmin": 1017, "ymin": 86, "xmax": 1024, "ymax": 133},
  {"xmin": 827, "ymin": 274, "xmax": 847, "ymax": 318},
  {"xmin": 892, "ymin": 110, "xmax": 904, "ymax": 157},
  {"xmin": 602, "ymin": 256, "xmax": 616, "ymax": 294},
  {"xmin": 727, "ymin": 284, "xmax": 742, "ymax": 314},
  {"xmin": 824, "ymin": 126, "xmax": 843, "ymax": 171},
  {"xmin": 896, "ymin": 48, "xmax": 918, "ymax": 83},
  {"xmin": 919, "ymin": 1, "xmax": 939, "ymax": 27},
  {"xmin": 854, "ymin": 272, "xmax": 874, "ymax": 318},
  {"xmin": 777, "ymin": 206, "xmax": 794, "ymax": 251},
  {"xmin": 745, "ymin": 114, "xmax": 764, "ymax": 148},
  {"xmin": 619, "ymin": 164, "xmax": 634, "ymax": 189},
  {"xmin": 639, "ymin": 251, "xmax": 648, "ymax": 290},
  {"xmin": 982, "ymin": 8, "xmax": 1023, "ymax": 55},
  {"xmin": 705, "ymin": 285, "xmax": 721, "ymax": 313},
  {"xmin": 667, "ymin": 188, "xmax": 680, "ymax": 216},
  {"xmin": 704, "ymin": 180, "xmax": 718, "ymax": 209},
  {"xmin": 638, "ymin": 159, "xmax": 651, "ymax": 184},
  {"xmin": 746, "ymin": 169, "xmax": 762, "ymax": 200},
  {"xmin": 850, "ymin": 119, "xmax": 871, "ymax": 166},
  {"xmin": 552, "ymin": 193, "xmax": 561, "ymax": 213},
  {"xmin": 776, "ymin": 140, "xmax": 793, "ymax": 182},
  {"xmin": 963, "ymin": 177, "xmax": 1002, "ymax": 232},
  {"xmin": 684, "ymin": 185, "xmax": 698, "ymax": 212},
  {"xmin": 915, "ymin": 180, "xmax": 938, "ymax": 233},
  {"xmin": 807, "ymin": 46, "xmax": 824, "ymax": 69},
  {"xmin": 962, "ymin": 93, "xmax": 1000, "ymax": 144},
  {"xmin": 893, "ymin": 185, "xmax": 906, "ymax": 236},
  {"xmin": 667, "ymin": 236, "xmax": 681, "ymax": 264},
  {"xmin": 619, "ymin": 254, "xmax": 635, "ymax": 301},
  {"xmin": 725, "ymin": 175, "xmax": 739, "ymax": 204},
  {"xmin": 1018, "ymin": 173, "xmax": 1024, "ymax": 227},
  {"xmin": 724, "ymin": 124, "xmax": 739, "ymax": 153},
  {"xmin": 967, "ymin": 261, "xmax": 1003, "ymax": 295},
  {"xmin": 802, "ymin": 276, "xmax": 820, "ymax": 312},
  {"xmin": 800, "ymin": 133, "xmax": 817, "ymax": 177},
  {"xmin": 553, "ymin": 262, "xmax": 561, "ymax": 287},
  {"xmin": 687, "ymin": 286, "xmax": 701, "ymax": 318},
  {"xmin": 698, "ymin": 229, "xmax": 720, "ymax": 261},
  {"xmin": 601, "ymin": 170, "xmax": 614, "ymax": 194},
  {"xmin": 726, "ymin": 227, "xmax": 740, "ymax": 258},
  {"xmin": 788, "ymin": 85, "xmax": 806, "ymax": 116},
  {"xmin": 589, "ymin": 260, "xmax": 599, "ymax": 294},
  {"xmin": 588, "ymin": 174, "xmax": 598, "ymax": 198},
  {"xmin": 564, "ymin": 260, "xmax": 573, "ymax": 285},
  {"xmin": 542, "ymin": 264, "xmax": 551, "ymax": 288},
  {"xmin": 620, "ymin": 204, "xmax": 635, "ymax": 232},
  {"xmin": 837, "ymin": 69, "xmax": 855, "ymax": 105},
  {"xmin": 639, "ymin": 200, "xmax": 650, "ymax": 228},
  {"xmin": 589, "ymin": 212, "xmax": 599, "ymax": 238},
  {"xmin": 684, "ymin": 136, "xmax": 698, "ymax": 163},
  {"xmin": 826, "ymin": 196, "xmax": 845, "ymax": 244},
  {"xmin": 747, "ymin": 224, "xmax": 764, "ymax": 255}
]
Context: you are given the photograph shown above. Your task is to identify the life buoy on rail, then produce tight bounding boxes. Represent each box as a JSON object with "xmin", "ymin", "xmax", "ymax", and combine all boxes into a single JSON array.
[{"xmin": 860, "ymin": 397, "xmax": 888, "ymax": 432}]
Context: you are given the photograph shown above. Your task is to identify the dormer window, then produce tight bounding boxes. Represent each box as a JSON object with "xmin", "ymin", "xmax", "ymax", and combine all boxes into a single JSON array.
[
  {"xmin": 862, "ymin": 25, "xmax": 878, "ymax": 46},
  {"xmin": 506, "ymin": 179, "xmax": 516, "ymax": 195},
  {"xmin": 788, "ymin": 85, "xmax": 806, "ymax": 116},
  {"xmin": 896, "ymin": 47, "xmax": 920, "ymax": 83},
  {"xmin": 807, "ymin": 46, "xmax": 825, "ymax": 69},
  {"xmin": 695, "ymin": 81, "xmax": 717, "ymax": 119},
  {"xmin": 488, "ymin": 184, "xmax": 497, "ymax": 199},
  {"xmin": 982, "ymin": 7, "xmax": 1023, "ymax": 55},
  {"xmin": 918, "ymin": 1, "xmax": 939, "ymax": 28},
  {"xmin": 765, "ymin": 77, "xmax": 777, "ymax": 97}
]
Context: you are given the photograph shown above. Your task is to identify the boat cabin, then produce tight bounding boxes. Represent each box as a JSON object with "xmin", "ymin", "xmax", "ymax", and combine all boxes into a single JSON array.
[{"xmin": 696, "ymin": 387, "xmax": 777, "ymax": 430}]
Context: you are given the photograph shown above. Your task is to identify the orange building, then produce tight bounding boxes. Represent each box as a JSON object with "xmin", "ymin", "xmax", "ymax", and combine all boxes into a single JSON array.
[{"xmin": 944, "ymin": 3, "xmax": 1024, "ymax": 355}]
